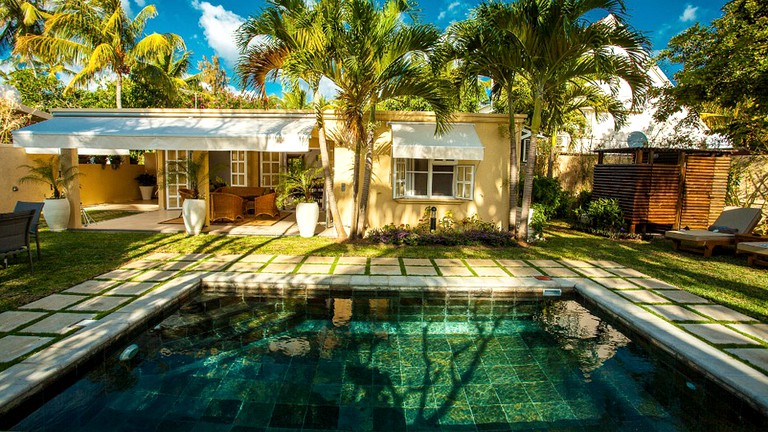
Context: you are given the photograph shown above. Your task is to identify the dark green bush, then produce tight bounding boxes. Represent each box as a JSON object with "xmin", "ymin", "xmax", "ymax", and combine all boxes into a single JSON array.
[
  {"xmin": 532, "ymin": 176, "xmax": 565, "ymax": 218},
  {"xmin": 574, "ymin": 198, "xmax": 633, "ymax": 238}
]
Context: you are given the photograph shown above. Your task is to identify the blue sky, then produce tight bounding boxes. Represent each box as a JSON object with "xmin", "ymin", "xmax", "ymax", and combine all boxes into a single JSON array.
[{"xmin": 114, "ymin": 1, "xmax": 727, "ymax": 93}]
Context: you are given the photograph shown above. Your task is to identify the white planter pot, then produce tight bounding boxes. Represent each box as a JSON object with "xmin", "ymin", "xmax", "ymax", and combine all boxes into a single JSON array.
[
  {"xmin": 182, "ymin": 199, "xmax": 206, "ymax": 235},
  {"xmin": 43, "ymin": 198, "xmax": 70, "ymax": 232},
  {"xmin": 139, "ymin": 185, "xmax": 154, "ymax": 201},
  {"xmin": 296, "ymin": 202, "xmax": 319, "ymax": 238}
]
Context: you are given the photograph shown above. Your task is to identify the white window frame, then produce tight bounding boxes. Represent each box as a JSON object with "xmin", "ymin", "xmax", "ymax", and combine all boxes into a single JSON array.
[
  {"xmin": 230, "ymin": 151, "xmax": 248, "ymax": 186},
  {"xmin": 392, "ymin": 158, "xmax": 474, "ymax": 200},
  {"xmin": 521, "ymin": 138, "xmax": 530, "ymax": 164},
  {"xmin": 260, "ymin": 152, "xmax": 285, "ymax": 188},
  {"xmin": 164, "ymin": 150, "xmax": 190, "ymax": 210}
]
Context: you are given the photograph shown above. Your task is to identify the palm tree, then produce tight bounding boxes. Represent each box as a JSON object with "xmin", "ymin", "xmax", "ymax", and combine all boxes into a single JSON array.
[
  {"xmin": 0, "ymin": 0, "xmax": 49, "ymax": 52},
  {"xmin": 18, "ymin": 155, "xmax": 80, "ymax": 199},
  {"xmin": 236, "ymin": 0, "xmax": 348, "ymax": 241},
  {"xmin": 14, "ymin": 0, "xmax": 183, "ymax": 109},
  {"xmin": 132, "ymin": 35, "xmax": 194, "ymax": 107},
  {"xmin": 450, "ymin": 3, "xmax": 528, "ymax": 232},
  {"xmin": 491, "ymin": 0, "xmax": 651, "ymax": 240},
  {"xmin": 328, "ymin": 0, "xmax": 453, "ymax": 239}
]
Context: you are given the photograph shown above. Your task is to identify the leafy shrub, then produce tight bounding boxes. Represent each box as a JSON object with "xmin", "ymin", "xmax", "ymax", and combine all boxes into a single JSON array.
[
  {"xmin": 530, "ymin": 203, "xmax": 549, "ymax": 241},
  {"xmin": 366, "ymin": 209, "xmax": 515, "ymax": 247},
  {"xmin": 532, "ymin": 176, "xmax": 565, "ymax": 218},
  {"xmin": 574, "ymin": 198, "xmax": 634, "ymax": 239}
]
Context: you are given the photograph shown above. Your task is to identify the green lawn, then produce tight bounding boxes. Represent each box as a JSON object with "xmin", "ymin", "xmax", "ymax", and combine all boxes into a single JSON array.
[{"xmin": 1, "ymin": 222, "xmax": 766, "ymax": 321}]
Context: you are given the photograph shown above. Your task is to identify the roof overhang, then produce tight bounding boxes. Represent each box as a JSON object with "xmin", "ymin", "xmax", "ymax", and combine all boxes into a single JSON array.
[
  {"xmin": 12, "ymin": 111, "xmax": 316, "ymax": 152},
  {"xmin": 391, "ymin": 122, "xmax": 484, "ymax": 161}
]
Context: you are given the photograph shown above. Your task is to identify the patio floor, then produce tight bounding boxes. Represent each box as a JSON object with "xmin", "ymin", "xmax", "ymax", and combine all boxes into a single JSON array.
[{"xmin": 79, "ymin": 208, "xmax": 336, "ymax": 237}]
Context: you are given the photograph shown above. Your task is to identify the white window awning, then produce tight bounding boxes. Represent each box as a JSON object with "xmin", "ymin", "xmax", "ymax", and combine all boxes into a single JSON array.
[
  {"xmin": 391, "ymin": 122, "xmax": 484, "ymax": 161},
  {"xmin": 12, "ymin": 112, "xmax": 316, "ymax": 152}
]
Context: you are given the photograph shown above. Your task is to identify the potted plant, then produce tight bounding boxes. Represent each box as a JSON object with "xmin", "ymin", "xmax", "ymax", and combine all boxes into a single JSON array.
[
  {"xmin": 164, "ymin": 153, "xmax": 207, "ymax": 235},
  {"xmin": 18, "ymin": 156, "xmax": 80, "ymax": 232},
  {"xmin": 134, "ymin": 173, "xmax": 157, "ymax": 200},
  {"xmin": 277, "ymin": 166, "xmax": 323, "ymax": 237}
]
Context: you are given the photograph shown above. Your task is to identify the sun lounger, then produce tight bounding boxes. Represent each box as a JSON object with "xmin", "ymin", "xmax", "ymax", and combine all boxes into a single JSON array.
[
  {"xmin": 664, "ymin": 208, "xmax": 762, "ymax": 257},
  {"xmin": 736, "ymin": 242, "xmax": 768, "ymax": 267}
]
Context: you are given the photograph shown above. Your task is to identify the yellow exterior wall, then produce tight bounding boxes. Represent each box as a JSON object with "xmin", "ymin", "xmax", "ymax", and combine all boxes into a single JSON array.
[
  {"xmin": 0, "ymin": 147, "xmax": 51, "ymax": 212},
  {"xmin": 329, "ymin": 111, "xmax": 524, "ymax": 230}
]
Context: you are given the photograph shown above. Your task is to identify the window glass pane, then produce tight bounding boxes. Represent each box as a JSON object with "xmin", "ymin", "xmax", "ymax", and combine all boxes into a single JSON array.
[
  {"xmin": 411, "ymin": 173, "xmax": 428, "ymax": 196},
  {"xmin": 432, "ymin": 173, "xmax": 453, "ymax": 196},
  {"xmin": 433, "ymin": 165, "xmax": 453, "ymax": 173},
  {"xmin": 413, "ymin": 159, "xmax": 429, "ymax": 171}
]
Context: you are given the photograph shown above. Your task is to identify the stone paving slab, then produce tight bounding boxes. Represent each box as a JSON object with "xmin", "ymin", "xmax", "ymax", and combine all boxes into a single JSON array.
[
  {"xmin": 157, "ymin": 261, "xmax": 195, "ymax": 271},
  {"xmin": 0, "ymin": 336, "xmax": 52, "ymax": 363},
  {"xmin": 175, "ymin": 253, "xmax": 209, "ymax": 261},
  {"xmin": 18, "ymin": 313, "xmax": 97, "ymax": 335},
  {"xmin": 647, "ymin": 305, "xmax": 709, "ymax": 322},
  {"xmin": 369, "ymin": 266, "xmax": 402, "ymax": 276},
  {"xmin": 67, "ymin": 296, "xmax": 131, "ymax": 312},
  {"xmin": 20, "ymin": 294, "xmax": 87, "ymax": 311},
  {"xmin": 681, "ymin": 324, "xmax": 760, "ymax": 345},
  {"xmin": 630, "ymin": 278, "xmax": 677, "ymax": 289},
  {"xmin": 132, "ymin": 270, "xmax": 179, "ymax": 282},
  {"xmin": 497, "ymin": 259, "xmax": 528, "ymax": 267},
  {"xmin": 506, "ymin": 267, "xmax": 542, "ymax": 277},
  {"xmin": 63, "ymin": 280, "xmax": 118, "ymax": 295},
  {"xmin": 206, "ymin": 254, "xmax": 245, "ymax": 262},
  {"xmin": 558, "ymin": 259, "xmax": 593, "ymax": 268},
  {"xmin": 334, "ymin": 265, "xmax": 367, "ymax": 275},
  {"xmin": 541, "ymin": 268, "xmax": 579, "ymax": 277},
  {"xmin": 730, "ymin": 324, "xmax": 768, "ymax": 344},
  {"xmin": 690, "ymin": 305, "xmax": 757, "ymax": 322},
  {"xmin": 238, "ymin": 254, "xmax": 274, "ymax": 263},
  {"xmin": 589, "ymin": 260, "xmax": 623, "ymax": 268},
  {"xmin": 228, "ymin": 262, "xmax": 264, "ymax": 272},
  {"xmin": 439, "ymin": 266, "xmax": 474, "ymax": 277},
  {"xmin": 106, "ymin": 282, "xmax": 157, "ymax": 296},
  {"xmin": 305, "ymin": 256, "xmax": 336, "ymax": 264},
  {"xmin": 142, "ymin": 252, "xmax": 179, "ymax": 261},
  {"xmin": 261, "ymin": 263, "xmax": 297, "ymax": 273},
  {"xmin": 575, "ymin": 267, "xmax": 615, "ymax": 278},
  {"xmin": 465, "ymin": 259, "xmax": 497, "ymax": 267},
  {"xmin": 609, "ymin": 268, "xmax": 649, "ymax": 278},
  {"xmin": 120, "ymin": 260, "xmax": 161, "ymax": 270},
  {"xmin": 95, "ymin": 269, "xmax": 143, "ymax": 281},
  {"xmin": 592, "ymin": 278, "xmax": 639, "ymax": 290},
  {"xmin": 0, "ymin": 311, "xmax": 47, "ymax": 333},
  {"xmin": 433, "ymin": 259, "xmax": 464, "ymax": 267},
  {"xmin": 189, "ymin": 261, "xmax": 230, "ymax": 271},
  {"xmin": 527, "ymin": 260, "xmax": 562, "ymax": 268},
  {"xmin": 405, "ymin": 266, "xmax": 438, "ymax": 276},
  {"xmin": 273, "ymin": 255, "xmax": 304, "ymax": 263},
  {"xmin": 370, "ymin": 257, "xmax": 398, "ymax": 266},
  {"xmin": 338, "ymin": 257, "xmax": 367, "ymax": 265},
  {"xmin": 726, "ymin": 349, "xmax": 768, "ymax": 372},
  {"xmin": 473, "ymin": 267, "xmax": 509, "ymax": 277},
  {"xmin": 402, "ymin": 258, "xmax": 432, "ymax": 266},
  {"xmin": 653, "ymin": 290, "xmax": 710, "ymax": 304},
  {"xmin": 297, "ymin": 264, "xmax": 333, "ymax": 274},
  {"xmin": 617, "ymin": 290, "xmax": 671, "ymax": 304}
]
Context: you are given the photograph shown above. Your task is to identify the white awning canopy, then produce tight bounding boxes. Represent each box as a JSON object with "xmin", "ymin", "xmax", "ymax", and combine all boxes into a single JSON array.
[
  {"xmin": 12, "ymin": 112, "xmax": 316, "ymax": 152},
  {"xmin": 391, "ymin": 122, "xmax": 484, "ymax": 160}
]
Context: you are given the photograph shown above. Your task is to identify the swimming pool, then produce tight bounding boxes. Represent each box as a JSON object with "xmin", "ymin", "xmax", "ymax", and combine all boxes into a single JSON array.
[{"xmin": 13, "ymin": 291, "xmax": 765, "ymax": 431}]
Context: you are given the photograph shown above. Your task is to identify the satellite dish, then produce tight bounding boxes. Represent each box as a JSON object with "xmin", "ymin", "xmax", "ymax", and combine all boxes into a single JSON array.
[{"xmin": 627, "ymin": 131, "xmax": 648, "ymax": 148}]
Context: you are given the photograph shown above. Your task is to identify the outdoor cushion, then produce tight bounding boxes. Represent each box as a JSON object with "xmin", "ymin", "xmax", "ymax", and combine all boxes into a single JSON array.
[
  {"xmin": 665, "ymin": 230, "xmax": 735, "ymax": 242},
  {"xmin": 736, "ymin": 242, "xmax": 768, "ymax": 255},
  {"xmin": 710, "ymin": 207, "xmax": 762, "ymax": 234}
]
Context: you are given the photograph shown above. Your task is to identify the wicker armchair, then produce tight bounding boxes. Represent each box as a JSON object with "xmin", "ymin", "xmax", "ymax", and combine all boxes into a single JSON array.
[
  {"xmin": 210, "ymin": 192, "xmax": 245, "ymax": 222},
  {"xmin": 253, "ymin": 192, "xmax": 279, "ymax": 218}
]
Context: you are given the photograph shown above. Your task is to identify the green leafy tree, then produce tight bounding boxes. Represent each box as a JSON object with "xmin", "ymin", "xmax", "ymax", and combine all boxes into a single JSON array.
[
  {"xmin": 14, "ymin": 0, "xmax": 184, "ymax": 109},
  {"xmin": 0, "ymin": 0, "xmax": 49, "ymax": 52},
  {"xmin": 482, "ymin": 0, "xmax": 650, "ymax": 240},
  {"xmin": 657, "ymin": 0, "xmax": 768, "ymax": 151},
  {"xmin": 130, "ymin": 35, "xmax": 192, "ymax": 107},
  {"xmin": 197, "ymin": 55, "xmax": 229, "ymax": 94}
]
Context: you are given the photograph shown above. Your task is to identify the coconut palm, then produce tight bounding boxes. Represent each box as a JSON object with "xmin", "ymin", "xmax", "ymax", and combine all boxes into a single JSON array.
[
  {"xmin": 0, "ymin": 0, "xmax": 49, "ymax": 52},
  {"xmin": 449, "ymin": 3, "xmax": 528, "ymax": 232},
  {"xmin": 237, "ymin": 0, "xmax": 348, "ymax": 240},
  {"xmin": 132, "ymin": 36, "xmax": 194, "ymax": 107},
  {"xmin": 490, "ymin": 0, "xmax": 651, "ymax": 240},
  {"xmin": 328, "ymin": 0, "xmax": 453, "ymax": 238},
  {"xmin": 14, "ymin": 0, "xmax": 183, "ymax": 109}
]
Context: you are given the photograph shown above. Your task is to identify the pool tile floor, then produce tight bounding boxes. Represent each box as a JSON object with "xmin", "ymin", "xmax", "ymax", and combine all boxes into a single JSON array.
[{"xmin": 1, "ymin": 253, "xmax": 767, "ymax": 420}]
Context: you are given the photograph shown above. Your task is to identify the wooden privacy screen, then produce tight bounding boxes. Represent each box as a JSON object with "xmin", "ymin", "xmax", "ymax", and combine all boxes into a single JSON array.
[{"xmin": 592, "ymin": 149, "xmax": 730, "ymax": 233}]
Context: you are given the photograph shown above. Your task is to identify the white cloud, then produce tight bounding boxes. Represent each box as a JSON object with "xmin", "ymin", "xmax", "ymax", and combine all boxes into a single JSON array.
[
  {"xmin": 680, "ymin": 5, "xmax": 698, "ymax": 22},
  {"xmin": 437, "ymin": 1, "xmax": 461, "ymax": 22},
  {"xmin": 120, "ymin": 0, "xmax": 133, "ymax": 16},
  {"xmin": 191, "ymin": 1, "xmax": 245, "ymax": 68},
  {"xmin": 135, "ymin": 0, "xmax": 146, "ymax": 6}
]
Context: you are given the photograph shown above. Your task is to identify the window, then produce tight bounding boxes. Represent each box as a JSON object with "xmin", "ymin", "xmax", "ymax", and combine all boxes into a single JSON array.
[
  {"xmin": 164, "ymin": 150, "xmax": 190, "ymax": 210},
  {"xmin": 393, "ymin": 158, "xmax": 475, "ymax": 200},
  {"xmin": 260, "ymin": 152, "xmax": 284, "ymax": 188},
  {"xmin": 230, "ymin": 151, "xmax": 247, "ymax": 186},
  {"xmin": 521, "ymin": 138, "xmax": 530, "ymax": 164}
]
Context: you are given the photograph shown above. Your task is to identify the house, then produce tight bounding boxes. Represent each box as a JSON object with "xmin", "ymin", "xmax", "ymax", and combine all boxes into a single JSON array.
[{"xmin": 12, "ymin": 109, "xmax": 526, "ymax": 232}]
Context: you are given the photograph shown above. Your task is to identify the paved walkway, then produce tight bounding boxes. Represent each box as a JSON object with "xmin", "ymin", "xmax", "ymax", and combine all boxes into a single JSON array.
[{"xmin": 0, "ymin": 254, "xmax": 767, "ymax": 418}]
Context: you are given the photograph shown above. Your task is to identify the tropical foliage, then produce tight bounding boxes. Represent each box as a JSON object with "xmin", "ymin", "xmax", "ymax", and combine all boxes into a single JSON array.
[
  {"xmin": 0, "ymin": 0, "xmax": 49, "ymax": 52},
  {"xmin": 657, "ymin": 0, "xmax": 768, "ymax": 151},
  {"xmin": 18, "ymin": 155, "xmax": 80, "ymax": 198},
  {"xmin": 163, "ymin": 153, "xmax": 208, "ymax": 199},
  {"xmin": 14, "ymin": 0, "xmax": 185, "ymax": 108}
]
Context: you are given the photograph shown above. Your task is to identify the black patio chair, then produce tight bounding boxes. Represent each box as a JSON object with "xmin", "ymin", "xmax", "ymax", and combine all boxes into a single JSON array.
[
  {"xmin": 0, "ymin": 210, "xmax": 35, "ymax": 271},
  {"xmin": 14, "ymin": 201, "xmax": 44, "ymax": 259}
]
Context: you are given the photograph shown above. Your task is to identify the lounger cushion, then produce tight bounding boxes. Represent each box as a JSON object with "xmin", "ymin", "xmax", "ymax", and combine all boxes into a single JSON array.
[
  {"xmin": 736, "ymin": 242, "xmax": 768, "ymax": 255},
  {"xmin": 712, "ymin": 208, "xmax": 762, "ymax": 234},
  {"xmin": 664, "ymin": 230, "xmax": 735, "ymax": 242}
]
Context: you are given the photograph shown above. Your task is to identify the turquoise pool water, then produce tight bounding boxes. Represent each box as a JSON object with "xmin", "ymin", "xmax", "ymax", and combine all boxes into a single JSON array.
[{"xmin": 13, "ymin": 292, "xmax": 765, "ymax": 431}]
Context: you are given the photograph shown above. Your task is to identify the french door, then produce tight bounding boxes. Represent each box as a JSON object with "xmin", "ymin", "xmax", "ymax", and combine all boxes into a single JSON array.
[{"xmin": 165, "ymin": 150, "xmax": 190, "ymax": 210}]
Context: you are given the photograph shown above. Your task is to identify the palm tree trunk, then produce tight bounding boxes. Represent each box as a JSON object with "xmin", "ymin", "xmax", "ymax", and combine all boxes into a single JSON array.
[
  {"xmin": 349, "ymin": 116, "xmax": 365, "ymax": 240},
  {"xmin": 507, "ymin": 83, "xmax": 519, "ymax": 235},
  {"xmin": 519, "ymin": 93, "xmax": 542, "ymax": 241},
  {"xmin": 356, "ymin": 103, "xmax": 376, "ymax": 238},
  {"xmin": 115, "ymin": 72, "xmax": 123, "ymax": 109},
  {"xmin": 315, "ymin": 95, "xmax": 348, "ymax": 241},
  {"xmin": 547, "ymin": 127, "xmax": 557, "ymax": 178}
]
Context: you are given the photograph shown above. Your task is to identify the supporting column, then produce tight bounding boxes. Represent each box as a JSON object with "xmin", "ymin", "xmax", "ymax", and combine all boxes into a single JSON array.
[
  {"xmin": 192, "ymin": 150, "xmax": 211, "ymax": 227},
  {"xmin": 60, "ymin": 148, "xmax": 82, "ymax": 229}
]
